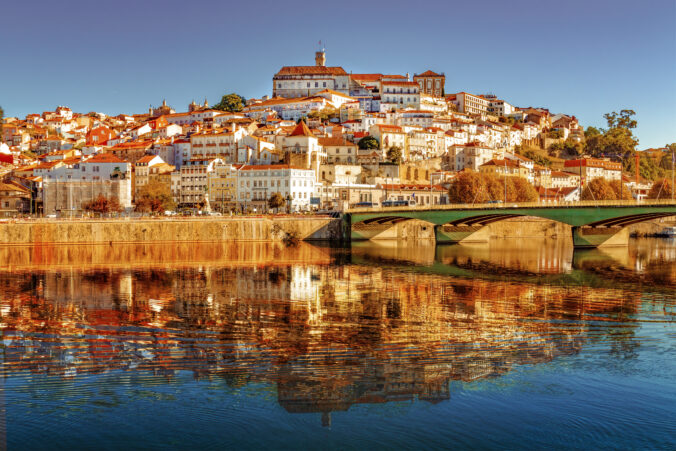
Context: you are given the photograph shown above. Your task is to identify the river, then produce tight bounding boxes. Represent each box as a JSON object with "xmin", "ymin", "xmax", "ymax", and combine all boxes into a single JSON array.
[{"xmin": 0, "ymin": 238, "xmax": 674, "ymax": 449}]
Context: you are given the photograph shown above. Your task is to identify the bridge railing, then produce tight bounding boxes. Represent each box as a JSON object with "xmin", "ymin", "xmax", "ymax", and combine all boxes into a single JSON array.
[{"xmin": 346, "ymin": 199, "xmax": 676, "ymax": 213}]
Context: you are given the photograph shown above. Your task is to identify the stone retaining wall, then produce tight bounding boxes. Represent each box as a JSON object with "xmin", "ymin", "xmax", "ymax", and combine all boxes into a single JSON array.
[{"xmin": 0, "ymin": 217, "xmax": 343, "ymax": 245}]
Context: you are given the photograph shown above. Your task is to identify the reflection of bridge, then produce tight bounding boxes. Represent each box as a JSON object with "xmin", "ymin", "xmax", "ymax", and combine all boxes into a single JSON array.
[{"xmin": 347, "ymin": 200, "xmax": 676, "ymax": 247}]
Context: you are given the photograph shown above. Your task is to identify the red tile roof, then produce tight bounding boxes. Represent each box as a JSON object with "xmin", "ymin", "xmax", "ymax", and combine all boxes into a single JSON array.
[
  {"xmin": 86, "ymin": 153, "xmax": 127, "ymax": 164},
  {"xmin": 289, "ymin": 121, "xmax": 315, "ymax": 137},
  {"xmin": 275, "ymin": 66, "xmax": 347, "ymax": 76},
  {"xmin": 415, "ymin": 70, "xmax": 443, "ymax": 77}
]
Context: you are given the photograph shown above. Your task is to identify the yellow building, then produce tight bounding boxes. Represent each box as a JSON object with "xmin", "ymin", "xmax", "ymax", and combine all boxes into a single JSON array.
[
  {"xmin": 134, "ymin": 155, "xmax": 175, "ymax": 200},
  {"xmin": 479, "ymin": 159, "xmax": 530, "ymax": 179},
  {"xmin": 208, "ymin": 162, "xmax": 240, "ymax": 212}
]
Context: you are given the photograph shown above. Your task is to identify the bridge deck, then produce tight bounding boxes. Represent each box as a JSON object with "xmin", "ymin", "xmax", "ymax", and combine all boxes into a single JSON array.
[{"xmin": 347, "ymin": 199, "xmax": 676, "ymax": 214}]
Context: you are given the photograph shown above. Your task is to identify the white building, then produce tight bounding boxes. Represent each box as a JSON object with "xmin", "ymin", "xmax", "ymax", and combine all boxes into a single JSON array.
[
  {"xmin": 237, "ymin": 164, "xmax": 316, "ymax": 212},
  {"xmin": 272, "ymin": 51, "xmax": 350, "ymax": 98}
]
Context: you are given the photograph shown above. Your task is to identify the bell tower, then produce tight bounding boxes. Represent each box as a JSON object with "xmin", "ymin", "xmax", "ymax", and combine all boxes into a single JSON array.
[{"xmin": 315, "ymin": 41, "xmax": 326, "ymax": 67}]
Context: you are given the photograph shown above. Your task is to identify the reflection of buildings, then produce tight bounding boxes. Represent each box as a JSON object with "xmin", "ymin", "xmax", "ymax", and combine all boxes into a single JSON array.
[{"xmin": 0, "ymin": 242, "xmax": 669, "ymax": 423}]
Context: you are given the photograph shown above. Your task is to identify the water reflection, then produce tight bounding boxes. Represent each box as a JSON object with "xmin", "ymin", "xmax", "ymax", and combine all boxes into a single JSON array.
[{"xmin": 2, "ymin": 240, "xmax": 674, "ymax": 428}]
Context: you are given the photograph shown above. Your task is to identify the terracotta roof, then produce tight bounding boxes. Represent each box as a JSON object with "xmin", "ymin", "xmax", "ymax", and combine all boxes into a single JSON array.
[
  {"xmin": 481, "ymin": 159, "xmax": 520, "ymax": 168},
  {"xmin": 350, "ymin": 74, "xmax": 384, "ymax": 82},
  {"xmin": 415, "ymin": 70, "xmax": 443, "ymax": 77},
  {"xmin": 289, "ymin": 121, "xmax": 314, "ymax": 138},
  {"xmin": 381, "ymin": 81, "xmax": 419, "ymax": 87},
  {"xmin": 136, "ymin": 155, "xmax": 159, "ymax": 164},
  {"xmin": 86, "ymin": 153, "xmax": 127, "ymax": 164},
  {"xmin": 374, "ymin": 124, "xmax": 404, "ymax": 133},
  {"xmin": 318, "ymin": 137, "xmax": 355, "ymax": 147},
  {"xmin": 275, "ymin": 66, "xmax": 347, "ymax": 76},
  {"xmin": 0, "ymin": 182, "xmax": 29, "ymax": 193}
]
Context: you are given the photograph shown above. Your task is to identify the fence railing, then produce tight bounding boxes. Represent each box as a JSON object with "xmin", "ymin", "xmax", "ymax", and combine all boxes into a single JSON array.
[{"xmin": 346, "ymin": 199, "xmax": 676, "ymax": 213}]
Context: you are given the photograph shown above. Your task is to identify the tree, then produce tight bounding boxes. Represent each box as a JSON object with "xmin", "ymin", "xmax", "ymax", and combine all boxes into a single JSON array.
[
  {"xmin": 625, "ymin": 154, "xmax": 664, "ymax": 181},
  {"xmin": 448, "ymin": 171, "xmax": 488, "ymax": 204},
  {"xmin": 510, "ymin": 177, "xmax": 539, "ymax": 202},
  {"xmin": 581, "ymin": 178, "xmax": 617, "ymax": 201},
  {"xmin": 524, "ymin": 149, "xmax": 553, "ymax": 167},
  {"xmin": 610, "ymin": 180, "xmax": 633, "ymax": 200},
  {"xmin": 213, "ymin": 93, "xmax": 246, "ymax": 112},
  {"xmin": 0, "ymin": 105, "xmax": 3, "ymax": 136},
  {"xmin": 604, "ymin": 109, "xmax": 637, "ymax": 130},
  {"xmin": 83, "ymin": 195, "xmax": 123, "ymax": 214},
  {"xmin": 584, "ymin": 126, "xmax": 601, "ymax": 138},
  {"xmin": 647, "ymin": 179, "xmax": 673, "ymax": 200},
  {"xmin": 358, "ymin": 136, "xmax": 379, "ymax": 150},
  {"xmin": 135, "ymin": 180, "xmax": 175, "ymax": 213},
  {"xmin": 447, "ymin": 172, "xmax": 537, "ymax": 204},
  {"xmin": 584, "ymin": 110, "xmax": 639, "ymax": 160},
  {"xmin": 268, "ymin": 192, "xmax": 286, "ymax": 212},
  {"xmin": 386, "ymin": 146, "xmax": 402, "ymax": 164},
  {"xmin": 307, "ymin": 106, "xmax": 338, "ymax": 122},
  {"xmin": 659, "ymin": 144, "xmax": 675, "ymax": 170}
]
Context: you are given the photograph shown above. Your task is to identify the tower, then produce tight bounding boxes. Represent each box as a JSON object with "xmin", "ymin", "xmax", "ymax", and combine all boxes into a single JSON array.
[{"xmin": 315, "ymin": 50, "xmax": 326, "ymax": 67}]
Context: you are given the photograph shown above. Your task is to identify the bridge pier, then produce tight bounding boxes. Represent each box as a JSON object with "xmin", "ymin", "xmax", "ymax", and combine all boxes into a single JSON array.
[
  {"xmin": 572, "ymin": 226, "xmax": 629, "ymax": 248},
  {"xmin": 435, "ymin": 225, "xmax": 489, "ymax": 244},
  {"xmin": 351, "ymin": 219, "xmax": 435, "ymax": 241}
]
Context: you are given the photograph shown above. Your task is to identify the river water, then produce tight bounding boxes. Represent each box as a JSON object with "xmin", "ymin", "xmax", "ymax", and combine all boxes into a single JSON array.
[{"xmin": 0, "ymin": 238, "xmax": 674, "ymax": 450}]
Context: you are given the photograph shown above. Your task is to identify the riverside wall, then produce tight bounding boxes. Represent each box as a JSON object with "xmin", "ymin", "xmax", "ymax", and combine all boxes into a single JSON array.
[{"xmin": 0, "ymin": 217, "xmax": 343, "ymax": 245}]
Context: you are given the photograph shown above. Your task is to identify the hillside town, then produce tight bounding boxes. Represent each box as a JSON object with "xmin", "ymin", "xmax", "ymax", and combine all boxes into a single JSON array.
[{"xmin": 0, "ymin": 49, "xmax": 673, "ymax": 217}]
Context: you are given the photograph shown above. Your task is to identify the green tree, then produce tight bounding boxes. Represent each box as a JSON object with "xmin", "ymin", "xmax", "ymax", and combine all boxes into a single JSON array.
[
  {"xmin": 213, "ymin": 93, "xmax": 246, "ymax": 112},
  {"xmin": 659, "ymin": 144, "xmax": 676, "ymax": 170},
  {"xmin": 647, "ymin": 179, "xmax": 673, "ymax": 200},
  {"xmin": 268, "ymin": 192, "xmax": 286, "ymax": 212},
  {"xmin": 524, "ymin": 149, "xmax": 553, "ymax": 167},
  {"xmin": 581, "ymin": 178, "xmax": 617, "ymax": 201},
  {"xmin": 386, "ymin": 146, "xmax": 402, "ymax": 164},
  {"xmin": 307, "ymin": 106, "xmax": 338, "ymax": 121},
  {"xmin": 135, "ymin": 180, "xmax": 175, "ymax": 213},
  {"xmin": 358, "ymin": 136, "xmax": 379, "ymax": 150},
  {"xmin": 584, "ymin": 110, "xmax": 639, "ymax": 159},
  {"xmin": 584, "ymin": 126, "xmax": 601, "ymax": 138},
  {"xmin": 604, "ymin": 109, "xmax": 637, "ymax": 130},
  {"xmin": 625, "ymin": 154, "xmax": 664, "ymax": 181}
]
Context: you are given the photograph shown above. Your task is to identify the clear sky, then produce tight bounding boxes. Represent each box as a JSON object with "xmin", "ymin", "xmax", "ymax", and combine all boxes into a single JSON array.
[{"xmin": 1, "ymin": 0, "xmax": 674, "ymax": 148}]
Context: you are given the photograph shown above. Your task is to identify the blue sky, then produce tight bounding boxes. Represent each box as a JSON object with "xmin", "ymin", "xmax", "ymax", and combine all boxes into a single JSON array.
[{"xmin": 1, "ymin": 0, "xmax": 674, "ymax": 148}]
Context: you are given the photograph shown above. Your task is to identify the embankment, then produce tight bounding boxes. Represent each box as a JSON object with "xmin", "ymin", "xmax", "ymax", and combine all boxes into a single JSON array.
[{"xmin": 0, "ymin": 216, "xmax": 343, "ymax": 245}]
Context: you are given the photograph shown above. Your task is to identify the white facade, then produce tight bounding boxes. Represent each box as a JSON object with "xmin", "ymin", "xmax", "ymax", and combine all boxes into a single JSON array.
[{"xmin": 237, "ymin": 164, "xmax": 315, "ymax": 211}]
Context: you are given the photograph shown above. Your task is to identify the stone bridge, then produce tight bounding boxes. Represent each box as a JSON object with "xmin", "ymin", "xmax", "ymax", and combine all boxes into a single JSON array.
[{"xmin": 347, "ymin": 200, "xmax": 676, "ymax": 248}]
